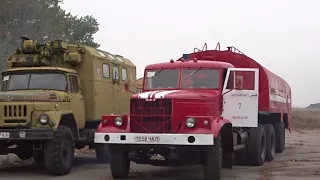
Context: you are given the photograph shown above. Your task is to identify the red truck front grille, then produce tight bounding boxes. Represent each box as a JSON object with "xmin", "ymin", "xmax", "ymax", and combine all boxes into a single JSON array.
[{"xmin": 130, "ymin": 99, "xmax": 172, "ymax": 133}]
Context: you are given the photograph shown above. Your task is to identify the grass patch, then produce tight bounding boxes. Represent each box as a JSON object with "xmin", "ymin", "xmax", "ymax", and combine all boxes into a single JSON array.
[{"xmin": 292, "ymin": 108, "xmax": 320, "ymax": 129}]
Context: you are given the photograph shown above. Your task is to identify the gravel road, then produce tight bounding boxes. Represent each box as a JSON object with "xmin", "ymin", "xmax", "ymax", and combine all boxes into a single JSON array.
[{"xmin": 0, "ymin": 130, "xmax": 319, "ymax": 180}]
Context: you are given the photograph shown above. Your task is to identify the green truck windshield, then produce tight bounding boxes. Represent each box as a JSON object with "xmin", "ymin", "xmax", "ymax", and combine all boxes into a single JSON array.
[{"xmin": 2, "ymin": 73, "xmax": 67, "ymax": 91}]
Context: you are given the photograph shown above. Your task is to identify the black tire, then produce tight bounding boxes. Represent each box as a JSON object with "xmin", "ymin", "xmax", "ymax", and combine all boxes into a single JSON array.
[
  {"xmin": 263, "ymin": 124, "xmax": 276, "ymax": 161},
  {"xmin": 234, "ymin": 146, "xmax": 248, "ymax": 165},
  {"xmin": 281, "ymin": 122, "xmax": 286, "ymax": 151},
  {"xmin": 203, "ymin": 135, "xmax": 222, "ymax": 180},
  {"xmin": 222, "ymin": 151, "xmax": 233, "ymax": 169},
  {"xmin": 247, "ymin": 125, "xmax": 266, "ymax": 166},
  {"xmin": 95, "ymin": 144, "xmax": 109, "ymax": 163},
  {"xmin": 109, "ymin": 145, "xmax": 130, "ymax": 179},
  {"xmin": 274, "ymin": 122, "xmax": 285, "ymax": 153},
  {"xmin": 44, "ymin": 125, "xmax": 75, "ymax": 176}
]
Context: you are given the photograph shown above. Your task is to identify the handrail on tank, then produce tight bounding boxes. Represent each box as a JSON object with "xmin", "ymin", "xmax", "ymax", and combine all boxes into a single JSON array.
[
  {"xmin": 193, "ymin": 43, "xmax": 208, "ymax": 53},
  {"xmin": 202, "ymin": 43, "xmax": 207, "ymax": 51},
  {"xmin": 226, "ymin": 46, "xmax": 246, "ymax": 55},
  {"xmin": 193, "ymin": 42, "xmax": 221, "ymax": 52},
  {"xmin": 193, "ymin": 47, "xmax": 201, "ymax": 52},
  {"xmin": 215, "ymin": 42, "xmax": 221, "ymax": 50},
  {"xmin": 192, "ymin": 42, "xmax": 245, "ymax": 56}
]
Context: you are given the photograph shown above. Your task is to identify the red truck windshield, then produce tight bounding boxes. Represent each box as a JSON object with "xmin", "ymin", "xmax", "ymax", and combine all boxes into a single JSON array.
[
  {"xmin": 145, "ymin": 69, "xmax": 179, "ymax": 89},
  {"xmin": 144, "ymin": 68, "xmax": 220, "ymax": 90}
]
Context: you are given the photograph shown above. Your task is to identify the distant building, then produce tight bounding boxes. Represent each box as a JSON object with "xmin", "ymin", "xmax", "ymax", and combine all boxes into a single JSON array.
[
  {"xmin": 136, "ymin": 77, "xmax": 143, "ymax": 93},
  {"xmin": 305, "ymin": 103, "xmax": 320, "ymax": 109}
]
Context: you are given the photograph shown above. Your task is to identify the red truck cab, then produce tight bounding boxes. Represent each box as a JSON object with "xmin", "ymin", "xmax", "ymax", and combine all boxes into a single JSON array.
[{"xmin": 95, "ymin": 43, "xmax": 290, "ymax": 180}]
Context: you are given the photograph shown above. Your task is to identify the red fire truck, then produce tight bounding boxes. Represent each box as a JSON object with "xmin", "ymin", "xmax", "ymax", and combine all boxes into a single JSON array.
[{"xmin": 94, "ymin": 43, "xmax": 291, "ymax": 180}]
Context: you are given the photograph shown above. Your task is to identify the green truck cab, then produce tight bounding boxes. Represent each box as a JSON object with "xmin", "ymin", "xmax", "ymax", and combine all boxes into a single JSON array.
[{"xmin": 0, "ymin": 36, "xmax": 136, "ymax": 175}]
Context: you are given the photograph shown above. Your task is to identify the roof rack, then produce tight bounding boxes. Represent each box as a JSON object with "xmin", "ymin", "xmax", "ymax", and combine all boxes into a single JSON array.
[{"xmin": 193, "ymin": 42, "xmax": 246, "ymax": 56}]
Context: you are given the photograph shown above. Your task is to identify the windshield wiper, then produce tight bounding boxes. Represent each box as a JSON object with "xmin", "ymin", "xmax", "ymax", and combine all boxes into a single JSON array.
[
  {"xmin": 154, "ymin": 67, "xmax": 163, "ymax": 76},
  {"xmin": 184, "ymin": 67, "xmax": 201, "ymax": 80}
]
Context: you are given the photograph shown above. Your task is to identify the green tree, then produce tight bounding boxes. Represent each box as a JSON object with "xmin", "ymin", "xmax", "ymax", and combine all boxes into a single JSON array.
[
  {"xmin": 0, "ymin": 0, "xmax": 100, "ymax": 71},
  {"xmin": 66, "ymin": 15, "xmax": 100, "ymax": 48}
]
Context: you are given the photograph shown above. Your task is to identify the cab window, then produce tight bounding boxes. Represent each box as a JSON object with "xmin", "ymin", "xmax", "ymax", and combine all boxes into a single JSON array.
[
  {"xmin": 69, "ymin": 75, "xmax": 79, "ymax": 93},
  {"xmin": 102, "ymin": 63, "xmax": 110, "ymax": 78},
  {"xmin": 122, "ymin": 68, "xmax": 127, "ymax": 81},
  {"xmin": 113, "ymin": 66, "xmax": 119, "ymax": 80},
  {"xmin": 223, "ymin": 69, "xmax": 234, "ymax": 89}
]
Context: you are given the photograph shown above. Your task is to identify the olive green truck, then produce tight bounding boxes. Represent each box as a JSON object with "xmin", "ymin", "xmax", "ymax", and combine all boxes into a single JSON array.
[{"xmin": 0, "ymin": 36, "xmax": 136, "ymax": 175}]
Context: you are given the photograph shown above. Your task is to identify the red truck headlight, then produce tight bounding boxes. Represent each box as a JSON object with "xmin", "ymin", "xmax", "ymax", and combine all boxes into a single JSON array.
[
  {"xmin": 184, "ymin": 116, "xmax": 212, "ymax": 129},
  {"xmin": 186, "ymin": 117, "xmax": 196, "ymax": 128},
  {"xmin": 114, "ymin": 116, "xmax": 123, "ymax": 127},
  {"xmin": 101, "ymin": 115, "xmax": 128, "ymax": 129}
]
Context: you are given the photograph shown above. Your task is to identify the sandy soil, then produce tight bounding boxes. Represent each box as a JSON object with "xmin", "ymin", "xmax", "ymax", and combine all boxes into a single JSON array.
[{"xmin": 0, "ymin": 130, "xmax": 319, "ymax": 180}]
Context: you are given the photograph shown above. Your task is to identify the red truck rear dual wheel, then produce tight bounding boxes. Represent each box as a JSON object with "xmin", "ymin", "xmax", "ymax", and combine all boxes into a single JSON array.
[
  {"xmin": 247, "ymin": 125, "xmax": 266, "ymax": 166},
  {"xmin": 274, "ymin": 122, "xmax": 286, "ymax": 153},
  {"xmin": 234, "ymin": 124, "xmax": 277, "ymax": 166},
  {"xmin": 263, "ymin": 124, "xmax": 276, "ymax": 161},
  {"xmin": 234, "ymin": 125, "xmax": 267, "ymax": 166},
  {"xmin": 234, "ymin": 145, "xmax": 247, "ymax": 165}
]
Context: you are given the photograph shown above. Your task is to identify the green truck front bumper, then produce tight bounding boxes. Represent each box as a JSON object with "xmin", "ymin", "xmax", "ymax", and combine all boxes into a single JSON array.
[{"xmin": 0, "ymin": 128, "xmax": 53, "ymax": 140}]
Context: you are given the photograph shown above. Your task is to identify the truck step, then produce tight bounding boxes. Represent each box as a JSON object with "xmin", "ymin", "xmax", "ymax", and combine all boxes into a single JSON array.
[
  {"xmin": 234, "ymin": 144, "xmax": 245, "ymax": 151},
  {"xmin": 77, "ymin": 137, "xmax": 87, "ymax": 141},
  {"xmin": 76, "ymin": 137, "xmax": 91, "ymax": 143}
]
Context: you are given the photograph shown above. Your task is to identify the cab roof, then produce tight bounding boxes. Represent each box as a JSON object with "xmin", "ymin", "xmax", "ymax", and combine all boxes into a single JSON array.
[
  {"xmin": 145, "ymin": 60, "xmax": 234, "ymax": 70},
  {"xmin": 86, "ymin": 46, "xmax": 135, "ymax": 67},
  {"xmin": 4, "ymin": 67, "xmax": 77, "ymax": 74}
]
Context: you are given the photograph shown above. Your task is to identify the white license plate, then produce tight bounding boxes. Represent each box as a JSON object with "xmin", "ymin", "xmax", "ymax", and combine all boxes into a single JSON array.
[
  {"xmin": 134, "ymin": 136, "xmax": 160, "ymax": 143},
  {"xmin": 0, "ymin": 132, "xmax": 9, "ymax": 138}
]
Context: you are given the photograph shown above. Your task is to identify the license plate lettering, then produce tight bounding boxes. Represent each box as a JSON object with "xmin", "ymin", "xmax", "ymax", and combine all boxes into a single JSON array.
[
  {"xmin": 134, "ymin": 136, "xmax": 160, "ymax": 143},
  {"xmin": 0, "ymin": 132, "xmax": 9, "ymax": 138}
]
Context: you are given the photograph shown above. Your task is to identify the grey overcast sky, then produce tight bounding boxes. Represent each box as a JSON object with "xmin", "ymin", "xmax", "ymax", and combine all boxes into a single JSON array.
[{"xmin": 61, "ymin": 0, "xmax": 319, "ymax": 108}]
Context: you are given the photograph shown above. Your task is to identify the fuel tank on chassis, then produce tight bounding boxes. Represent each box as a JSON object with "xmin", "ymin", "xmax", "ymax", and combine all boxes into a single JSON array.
[{"xmin": 130, "ymin": 89, "xmax": 221, "ymax": 134}]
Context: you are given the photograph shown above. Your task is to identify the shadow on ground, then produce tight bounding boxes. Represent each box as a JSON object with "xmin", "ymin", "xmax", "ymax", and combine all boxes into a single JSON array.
[{"xmin": 0, "ymin": 155, "xmax": 107, "ymax": 175}]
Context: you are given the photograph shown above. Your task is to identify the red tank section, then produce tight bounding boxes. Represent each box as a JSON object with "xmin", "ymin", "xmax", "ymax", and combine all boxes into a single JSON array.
[{"xmin": 176, "ymin": 43, "xmax": 292, "ymax": 115}]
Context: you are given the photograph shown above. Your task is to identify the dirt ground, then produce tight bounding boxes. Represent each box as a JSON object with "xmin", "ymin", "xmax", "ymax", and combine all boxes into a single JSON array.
[{"xmin": 0, "ymin": 130, "xmax": 319, "ymax": 180}]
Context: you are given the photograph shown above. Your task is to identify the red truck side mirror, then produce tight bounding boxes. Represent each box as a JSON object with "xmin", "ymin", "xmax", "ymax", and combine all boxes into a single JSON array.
[
  {"xmin": 124, "ymin": 82, "xmax": 137, "ymax": 94},
  {"xmin": 124, "ymin": 82, "xmax": 129, "ymax": 91}
]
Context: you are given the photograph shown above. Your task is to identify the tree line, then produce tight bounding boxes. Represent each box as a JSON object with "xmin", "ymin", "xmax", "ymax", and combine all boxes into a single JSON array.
[{"xmin": 0, "ymin": 0, "xmax": 100, "ymax": 71}]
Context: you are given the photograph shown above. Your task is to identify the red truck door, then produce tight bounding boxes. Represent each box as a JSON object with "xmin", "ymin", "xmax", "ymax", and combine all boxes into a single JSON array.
[{"xmin": 221, "ymin": 68, "xmax": 259, "ymax": 127}]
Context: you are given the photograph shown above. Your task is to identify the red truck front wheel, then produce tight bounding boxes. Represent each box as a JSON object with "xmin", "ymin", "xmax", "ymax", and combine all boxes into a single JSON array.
[
  {"xmin": 108, "ymin": 145, "xmax": 130, "ymax": 179},
  {"xmin": 203, "ymin": 135, "xmax": 222, "ymax": 180}
]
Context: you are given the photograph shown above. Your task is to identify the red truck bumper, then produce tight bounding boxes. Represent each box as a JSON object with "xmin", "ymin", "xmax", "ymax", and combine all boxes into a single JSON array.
[{"xmin": 94, "ymin": 133, "xmax": 214, "ymax": 146}]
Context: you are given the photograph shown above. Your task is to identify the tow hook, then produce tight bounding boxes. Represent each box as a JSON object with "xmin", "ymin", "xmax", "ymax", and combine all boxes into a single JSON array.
[{"xmin": 167, "ymin": 146, "xmax": 179, "ymax": 160}]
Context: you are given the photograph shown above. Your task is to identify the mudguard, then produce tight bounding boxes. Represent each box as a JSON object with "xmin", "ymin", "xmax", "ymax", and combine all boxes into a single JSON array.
[
  {"xmin": 44, "ymin": 110, "xmax": 74, "ymax": 130},
  {"xmin": 211, "ymin": 117, "xmax": 233, "ymax": 138}
]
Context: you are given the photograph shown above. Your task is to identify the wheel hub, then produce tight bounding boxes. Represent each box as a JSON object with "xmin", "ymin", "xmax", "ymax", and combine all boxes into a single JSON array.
[
  {"xmin": 62, "ymin": 142, "xmax": 69, "ymax": 161},
  {"xmin": 261, "ymin": 135, "xmax": 266, "ymax": 159}
]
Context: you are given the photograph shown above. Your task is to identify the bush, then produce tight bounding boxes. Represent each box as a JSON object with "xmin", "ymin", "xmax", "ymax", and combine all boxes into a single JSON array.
[{"xmin": 292, "ymin": 108, "xmax": 320, "ymax": 129}]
